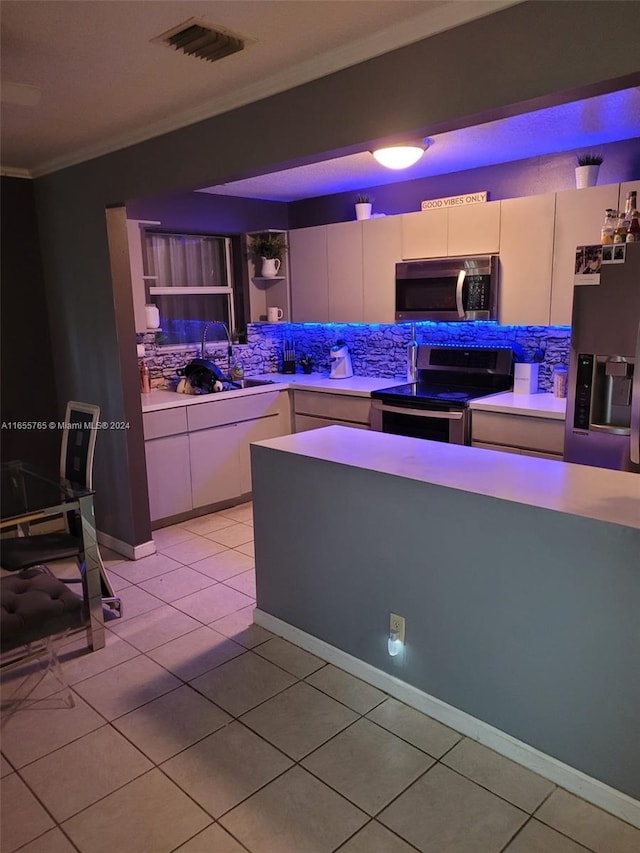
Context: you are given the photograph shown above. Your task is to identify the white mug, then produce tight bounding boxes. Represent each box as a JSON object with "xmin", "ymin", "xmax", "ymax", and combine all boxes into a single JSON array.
[{"xmin": 267, "ymin": 307, "xmax": 284, "ymax": 322}]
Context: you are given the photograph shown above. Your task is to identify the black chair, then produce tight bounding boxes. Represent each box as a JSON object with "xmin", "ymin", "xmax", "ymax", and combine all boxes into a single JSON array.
[
  {"xmin": 1, "ymin": 566, "xmax": 89, "ymax": 719},
  {"xmin": 0, "ymin": 402, "xmax": 121, "ymax": 617}
]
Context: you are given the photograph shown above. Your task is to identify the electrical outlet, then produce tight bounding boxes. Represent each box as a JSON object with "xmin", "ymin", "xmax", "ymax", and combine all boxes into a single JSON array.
[{"xmin": 390, "ymin": 613, "xmax": 405, "ymax": 645}]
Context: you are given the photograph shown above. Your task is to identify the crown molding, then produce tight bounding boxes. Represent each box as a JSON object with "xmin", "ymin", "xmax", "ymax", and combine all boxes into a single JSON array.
[
  {"xmin": 1, "ymin": 166, "xmax": 33, "ymax": 179},
  {"xmin": 29, "ymin": 0, "xmax": 518, "ymax": 177}
]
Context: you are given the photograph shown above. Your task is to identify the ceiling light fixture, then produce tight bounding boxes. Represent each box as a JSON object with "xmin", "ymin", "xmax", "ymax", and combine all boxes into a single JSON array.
[{"xmin": 372, "ymin": 142, "xmax": 429, "ymax": 169}]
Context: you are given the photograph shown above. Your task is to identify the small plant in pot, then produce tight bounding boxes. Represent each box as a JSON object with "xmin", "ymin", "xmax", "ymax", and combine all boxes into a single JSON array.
[
  {"xmin": 298, "ymin": 354, "xmax": 314, "ymax": 374},
  {"xmin": 575, "ymin": 153, "xmax": 603, "ymax": 189},
  {"xmin": 248, "ymin": 232, "xmax": 288, "ymax": 278},
  {"xmin": 355, "ymin": 193, "xmax": 373, "ymax": 220}
]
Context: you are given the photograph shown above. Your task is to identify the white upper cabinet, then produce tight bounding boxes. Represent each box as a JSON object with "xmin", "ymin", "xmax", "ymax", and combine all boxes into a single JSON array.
[
  {"xmin": 619, "ymin": 180, "xmax": 640, "ymax": 212},
  {"xmin": 498, "ymin": 194, "xmax": 555, "ymax": 325},
  {"xmin": 401, "ymin": 209, "xmax": 448, "ymax": 259},
  {"xmin": 400, "ymin": 201, "xmax": 500, "ymax": 259},
  {"xmin": 362, "ymin": 215, "xmax": 403, "ymax": 324},
  {"xmin": 447, "ymin": 200, "xmax": 501, "ymax": 257},
  {"xmin": 550, "ymin": 184, "xmax": 619, "ymax": 325},
  {"xmin": 289, "ymin": 225, "xmax": 329, "ymax": 322},
  {"xmin": 327, "ymin": 221, "xmax": 363, "ymax": 322}
]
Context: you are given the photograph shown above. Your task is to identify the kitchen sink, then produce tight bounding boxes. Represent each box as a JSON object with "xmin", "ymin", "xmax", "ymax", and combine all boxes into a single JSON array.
[
  {"xmin": 173, "ymin": 376, "xmax": 280, "ymax": 395},
  {"xmin": 234, "ymin": 378, "xmax": 279, "ymax": 388}
]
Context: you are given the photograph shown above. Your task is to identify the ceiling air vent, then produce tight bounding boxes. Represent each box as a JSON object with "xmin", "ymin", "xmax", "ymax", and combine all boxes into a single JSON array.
[{"xmin": 154, "ymin": 19, "xmax": 247, "ymax": 64}]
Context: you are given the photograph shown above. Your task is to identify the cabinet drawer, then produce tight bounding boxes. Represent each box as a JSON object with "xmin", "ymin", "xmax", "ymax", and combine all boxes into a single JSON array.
[
  {"xmin": 187, "ymin": 391, "xmax": 283, "ymax": 432},
  {"xmin": 295, "ymin": 414, "xmax": 369, "ymax": 433},
  {"xmin": 472, "ymin": 411, "xmax": 564, "ymax": 454},
  {"xmin": 293, "ymin": 391, "xmax": 371, "ymax": 425},
  {"xmin": 143, "ymin": 407, "xmax": 187, "ymax": 439}
]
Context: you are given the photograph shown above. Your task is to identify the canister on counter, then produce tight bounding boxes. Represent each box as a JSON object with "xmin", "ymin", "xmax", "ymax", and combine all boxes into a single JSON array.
[{"xmin": 552, "ymin": 365, "xmax": 568, "ymax": 398}]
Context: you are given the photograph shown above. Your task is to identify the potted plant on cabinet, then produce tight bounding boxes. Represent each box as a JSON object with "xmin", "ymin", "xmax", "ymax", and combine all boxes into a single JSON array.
[
  {"xmin": 575, "ymin": 154, "xmax": 603, "ymax": 189},
  {"xmin": 355, "ymin": 193, "xmax": 373, "ymax": 220},
  {"xmin": 248, "ymin": 232, "xmax": 287, "ymax": 278}
]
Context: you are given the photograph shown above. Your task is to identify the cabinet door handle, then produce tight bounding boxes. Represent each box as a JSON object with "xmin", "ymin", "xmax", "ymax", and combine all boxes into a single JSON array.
[{"xmin": 456, "ymin": 269, "xmax": 466, "ymax": 319}]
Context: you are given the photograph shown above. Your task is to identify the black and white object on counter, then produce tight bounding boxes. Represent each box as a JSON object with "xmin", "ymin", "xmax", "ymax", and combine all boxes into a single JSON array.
[
  {"xmin": 282, "ymin": 340, "xmax": 296, "ymax": 374},
  {"xmin": 329, "ymin": 340, "xmax": 353, "ymax": 379},
  {"xmin": 371, "ymin": 345, "xmax": 513, "ymax": 445}
]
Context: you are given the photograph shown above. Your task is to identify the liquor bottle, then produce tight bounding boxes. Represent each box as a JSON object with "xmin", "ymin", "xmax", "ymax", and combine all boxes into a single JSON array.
[
  {"xmin": 601, "ymin": 209, "xmax": 617, "ymax": 244},
  {"xmin": 627, "ymin": 210, "xmax": 640, "ymax": 243},
  {"xmin": 623, "ymin": 190, "xmax": 637, "ymax": 218},
  {"xmin": 614, "ymin": 212, "xmax": 629, "ymax": 244}
]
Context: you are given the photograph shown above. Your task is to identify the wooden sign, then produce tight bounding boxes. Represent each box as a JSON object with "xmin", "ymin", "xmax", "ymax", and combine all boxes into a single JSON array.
[{"xmin": 421, "ymin": 191, "xmax": 488, "ymax": 211}]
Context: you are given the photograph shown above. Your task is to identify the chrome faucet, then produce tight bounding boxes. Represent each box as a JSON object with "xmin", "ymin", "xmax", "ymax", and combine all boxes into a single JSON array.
[{"xmin": 201, "ymin": 321, "xmax": 233, "ymax": 375}]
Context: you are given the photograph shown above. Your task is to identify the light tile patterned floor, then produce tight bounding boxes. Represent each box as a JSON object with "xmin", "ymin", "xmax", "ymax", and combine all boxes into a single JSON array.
[{"xmin": 2, "ymin": 502, "xmax": 639, "ymax": 853}]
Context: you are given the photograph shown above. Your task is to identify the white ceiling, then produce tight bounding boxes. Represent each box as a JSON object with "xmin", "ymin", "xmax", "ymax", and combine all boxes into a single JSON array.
[{"xmin": 0, "ymin": 0, "xmax": 518, "ymax": 177}]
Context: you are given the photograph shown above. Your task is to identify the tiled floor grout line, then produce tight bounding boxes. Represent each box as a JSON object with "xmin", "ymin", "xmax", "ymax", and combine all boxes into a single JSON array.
[
  {"xmin": 99, "ymin": 549, "xmax": 565, "ymax": 849},
  {"xmin": 332, "ymin": 816, "xmax": 424, "ymax": 853}
]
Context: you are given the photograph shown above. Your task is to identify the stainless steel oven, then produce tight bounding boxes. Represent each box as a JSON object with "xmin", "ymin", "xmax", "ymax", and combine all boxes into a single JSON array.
[
  {"xmin": 371, "ymin": 345, "xmax": 513, "ymax": 445},
  {"xmin": 370, "ymin": 398, "xmax": 468, "ymax": 444}
]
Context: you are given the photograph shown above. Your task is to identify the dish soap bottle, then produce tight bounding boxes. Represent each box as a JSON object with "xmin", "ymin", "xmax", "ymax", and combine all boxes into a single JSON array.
[
  {"xmin": 231, "ymin": 359, "xmax": 244, "ymax": 382},
  {"xmin": 407, "ymin": 324, "xmax": 418, "ymax": 382}
]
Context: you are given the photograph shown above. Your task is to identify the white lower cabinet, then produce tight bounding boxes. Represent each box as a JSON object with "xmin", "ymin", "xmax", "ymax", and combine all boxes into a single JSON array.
[
  {"xmin": 145, "ymin": 434, "xmax": 192, "ymax": 522},
  {"xmin": 238, "ymin": 412, "xmax": 287, "ymax": 493},
  {"xmin": 293, "ymin": 391, "xmax": 370, "ymax": 432},
  {"xmin": 189, "ymin": 423, "xmax": 243, "ymax": 509},
  {"xmin": 143, "ymin": 391, "xmax": 290, "ymax": 524},
  {"xmin": 295, "ymin": 414, "xmax": 369, "ymax": 432},
  {"xmin": 471, "ymin": 411, "xmax": 564, "ymax": 459}
]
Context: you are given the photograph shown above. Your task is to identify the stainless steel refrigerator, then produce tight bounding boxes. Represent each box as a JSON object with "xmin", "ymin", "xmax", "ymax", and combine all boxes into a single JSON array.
[{"xmin": 564, "ymin": 242, "xmax": 640, "ymax": 473}]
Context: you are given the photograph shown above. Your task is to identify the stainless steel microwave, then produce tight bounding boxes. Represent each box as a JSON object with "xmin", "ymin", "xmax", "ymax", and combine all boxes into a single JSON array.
[{"xmin": 395, "ymin": 255, "xmax": 499, "ymax": 322}]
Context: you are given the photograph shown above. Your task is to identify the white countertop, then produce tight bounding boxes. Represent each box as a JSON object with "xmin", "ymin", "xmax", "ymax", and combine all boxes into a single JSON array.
[
  {"xmin": 255, "ymin": 426, "xmax": 640, "ymax": 530},
  {"xmin": 258, "ymin": 373, "xmax": 397, "ymax": 395},
  {"xmin": 141, "ymin": 373, "xmax": 398, "ymax": 413},
  {"xmin": 470, "ymin": 391, "xmax": 567, "ymax": 419},
  {"xmin": 142, "ymin": 375, "xmax": 569, "ymax": 418}
]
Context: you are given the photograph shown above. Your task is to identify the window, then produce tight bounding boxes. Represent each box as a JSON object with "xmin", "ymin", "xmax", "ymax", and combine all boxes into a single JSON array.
[{"xmin": 143, "ymin": 231, "xmax": 240, "ymax": 346}]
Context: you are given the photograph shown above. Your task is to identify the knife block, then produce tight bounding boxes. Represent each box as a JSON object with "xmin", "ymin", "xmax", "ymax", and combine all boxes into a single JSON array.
[{"xmin": 282, "ymin": 341, "xmax": 296, "ymax": 374}]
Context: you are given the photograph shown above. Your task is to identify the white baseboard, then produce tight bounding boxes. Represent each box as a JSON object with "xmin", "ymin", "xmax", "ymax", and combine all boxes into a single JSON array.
[
  {"xmin": 254, "ymin": 608, "xmax": 640, "ymax": 829},
  {"xmin": 97, "ymin": 531, "xmax": 156, "ymax": 561}
]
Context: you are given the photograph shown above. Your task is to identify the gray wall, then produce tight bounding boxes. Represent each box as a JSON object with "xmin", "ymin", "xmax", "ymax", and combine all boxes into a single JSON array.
[
  {"xmin": 32, "ymin": 1, "xmax": 640, "ymax": 545},
  {"xmin": 251, "ymin": 445, "xmax": 640, "ymax": 799},
  {"xmin": 1, "ymin": 177, "xmax": 59, "ymax": 476}
]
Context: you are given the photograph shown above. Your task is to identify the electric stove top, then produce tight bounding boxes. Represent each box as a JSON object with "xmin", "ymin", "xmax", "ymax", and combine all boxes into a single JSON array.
[
  {"xmin": 371, "ymin": 382, "xmax": 501, "ymax": 407},
  {"xmin": 371, "ymin": 345, "xmax": 514, "ymax": 408}
]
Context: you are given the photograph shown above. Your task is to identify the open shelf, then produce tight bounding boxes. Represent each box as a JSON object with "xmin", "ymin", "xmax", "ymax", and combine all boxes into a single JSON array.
[{"xmin": 252, "ymin": 276, "xmax": 285, "ymax": 285}]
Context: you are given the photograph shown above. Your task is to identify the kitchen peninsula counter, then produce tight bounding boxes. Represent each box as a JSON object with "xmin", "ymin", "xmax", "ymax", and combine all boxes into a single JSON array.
[
  {"xmin": 254, "ymin": 426, "xmax": 638, "ymax": 529},
  {"xmin": 250, "ymin": 426, "xmax": 640, "ymax": 809}
]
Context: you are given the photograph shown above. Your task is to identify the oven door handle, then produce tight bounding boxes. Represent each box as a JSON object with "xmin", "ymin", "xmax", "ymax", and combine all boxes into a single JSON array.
[
  {"xmin": 373, "ymin": 402, "xmax": 464, "ymax": 420},
  {"xmin": 455, "ymin": 269, "xmax": 466, "ymax": 319}
]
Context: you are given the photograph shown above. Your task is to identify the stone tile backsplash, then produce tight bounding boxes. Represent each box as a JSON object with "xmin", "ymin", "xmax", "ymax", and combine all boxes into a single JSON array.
[{"xmin": 139, "ymin": 322, "xmax": 570, "ymax": 393}]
